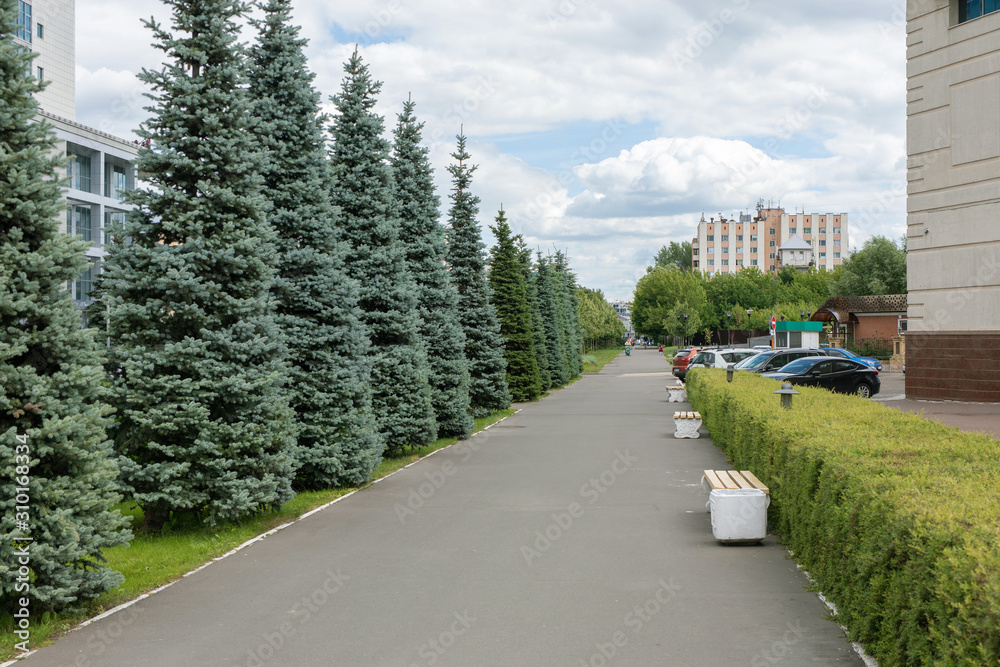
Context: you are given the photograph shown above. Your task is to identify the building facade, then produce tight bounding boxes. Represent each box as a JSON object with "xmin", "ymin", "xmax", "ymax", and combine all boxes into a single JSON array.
[
  {"xmin": 906, "ymin": 0, "xmax": 1000, "ymax": 402},
  {"xmin": 690, "ymin": 203, "xmax": 848, "ymax": 275},
  {"xmin": 14, "ymin": 0, "xmax": 139, "ymax": 320}
]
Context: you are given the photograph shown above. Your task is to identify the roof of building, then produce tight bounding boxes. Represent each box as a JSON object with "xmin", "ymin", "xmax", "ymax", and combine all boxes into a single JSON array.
[
  {"xmin": 778, "ymin": 234, "xmax": 812, "ymax": 251},
  {"xmin": 812, "ymin": 294, "xmax": 907, "ymax": 323}
]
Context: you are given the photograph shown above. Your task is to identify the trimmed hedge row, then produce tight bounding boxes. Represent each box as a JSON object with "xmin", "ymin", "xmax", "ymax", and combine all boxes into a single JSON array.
[{"xmin": 685, "ymin": 368, "xmax": 1000, "ymax": 665}]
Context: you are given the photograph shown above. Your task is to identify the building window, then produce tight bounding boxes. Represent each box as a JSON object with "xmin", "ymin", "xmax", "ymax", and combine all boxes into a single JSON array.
[
  {"xmin": 769, "ymin": 265, "xmax": 776, "ymax": 271},
  {"xmin": 68, "ymin": 205, "xmax": 93, "ymax": 242},
  {"xmin": 960, "ymin": 0, "xmax": 1000, "ymax": 22},
  {"xmin": 819, "ymin": 227, "xmax": 825, "ymax": 234},
  {"xmin": 706, "ymin": 234, "xmax": 714, "ymax": 241},
  {"xmin": 735, "ymin": 259, "xmax": 743, "ymax": 266},
  {"xmin": 721, "ymin": 235, "xmax": 728, "ymax": 241},
  {"xmin": 820, "ymin": 252, "xmax": 827, "ymax": 258},
  {"xmin": 819, "ymin": 240, "xmax": 826, "ymax": 246},
  {"xmin": 104, "ymin": 211, "xmax": 126, "ymax": 245},
  {"xmin": 750, "ymin": 259, "xmax": 758, "ymax": 266},
  {"xmin": 721, "ymin": 259, "xmax": 729, "ymax": 266},
  {"xmin": 15, "ymin": 1, "xmax": 31, "ymax": 42},
  {"xmin": 750, "ymin": 247, "xmax": 757, "ymax": 254},
  {"xmin": 789, "ymin": 227, "xmax": 796, "ymax": 234},
  {"xmin": 834, "ymin": 252, "xmax": 841, "ymax": 259},
  {"xmin": 834, "ymin": 239, "xmax": 841, "ymax": 247},
  {"xmin": 68, "ymin": 152, "xmax": 92, "ymax": 193},
  {"xmin": 833, "ymin": 227, "xmax": 840, "ymax": 234},
  {"xmin": 769, "ymin": 228, "xmax": 775, "ymax": 235},
  {"xmin": 692, "ymin": 248, "xmax": 698, "ymax": 256},
  {"xmin": 37, "ymin": 23, "xmax": 42, "ymax": 38},
  {"xmin": 769, "ymin": 240, "xmax": 776, "ymax": 247},
  {"xmin": 693, "ymin": 260, "xmax": 699, "ymax": 268},
  {"xmin": 736, "ymin": 235, "xmax": 743, "ymax": 241},
  {"xmin": 36, "ymin": 66, "xmax": 43, "ymax": 82},
  {"xmin": 707, "ymin": 260, "xmax": 714, "ymax": 266},
  {"xmin": 750, "ymin": 234, "xmax": 757, "ymax": 242},
  {"xmin": 769, "ymin": 252, "xmax": 775, "ymax": 259},
  {"xmin": 803, "ymin": 227, "xmax": 811, "ymax": 234},
  {"xmin": 106, "ymin": 164, "xmax": 127, "ymax": 200},
  {"xmin": 706, "ymin": 247, "xmax": 714, "ymax": 254}
]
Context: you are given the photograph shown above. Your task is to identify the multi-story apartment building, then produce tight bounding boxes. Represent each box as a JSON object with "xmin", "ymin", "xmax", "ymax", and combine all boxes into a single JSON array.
[
  {"xmin": 14, "ymin": 0, "xmax": 138, "ymax": 322},
  {"xmin": 690, "ymin": 203, "xmax": 848, "ymax": 275},
  {"xmin": 905, "ymin": 0, "xmax": 1000, "ymax": 402}
]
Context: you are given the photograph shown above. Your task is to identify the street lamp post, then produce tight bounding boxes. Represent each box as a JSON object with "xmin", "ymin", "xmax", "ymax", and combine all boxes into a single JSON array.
[
  {"xmin": 682, "ymin": 313, "xmax": 689, "ymax": 347},
  {"xmin": 725, "ymin": 311, "xmax": 732, "ymax": 346},
  {"xmin": 746, "ymin": 309, "xmax": 752, "ymax": 345}
]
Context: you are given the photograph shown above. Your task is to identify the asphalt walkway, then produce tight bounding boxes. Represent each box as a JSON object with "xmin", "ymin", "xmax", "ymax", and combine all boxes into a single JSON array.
[{"xmin": 20, "ymin": 348, "xmax": 867, "ymax": 666}]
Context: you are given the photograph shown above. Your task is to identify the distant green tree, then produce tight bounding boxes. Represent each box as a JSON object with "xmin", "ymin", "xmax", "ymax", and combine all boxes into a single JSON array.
[
  {"xmin": 0, "ymin": 0, "xmax": 131, "ymax": 611},
  {"xmin": 391, "ymin": 98, "xmax": 473, "ymax": 438},
  {"xmin": 830, "ymin": 236, "xmax": 907, "ymax": 296},
  {"xmin": 328, "ymin": 51, "xmax": 437, "ymax": 454},
  {"xmin": 101, "ymin": 0, "xmax": 296, "ymax": 532},
  {"xmin": 444, "ymin": 134, "xmax": 511, "ymax": 417},
  {"xmin": 632, "ymin": 266, "xmax": 708, "ymax": 340},
  {"xmin": 248, "ymin": 0, "xmax": 380, "ymax": 489},
  {"xmin": 535, "ymin": 253, "xmax": 571, "ymax": 386},
  {"xmin": 552, "ymin": 251, "xmax": 583, "ymax": 378},
  {"xmin": 578, "ymin": 287, "xmax": 626, "ymax": 350},
  {"xmin": 652, "ymin": 241, "xmax": 692, "ymax": 271},
  {"xmin": 488, "ymin": 209, "xmax": 542, "ymax": 402},
  {"xmin": 517, "ymin": 239, "xmax": 552, "ymax": 390}
]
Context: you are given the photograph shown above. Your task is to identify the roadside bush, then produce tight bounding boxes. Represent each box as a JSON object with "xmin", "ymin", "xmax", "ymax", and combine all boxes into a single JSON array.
[{"xmin": 685, "ymin": 368, "xmax": 1000, "ymax": 665}]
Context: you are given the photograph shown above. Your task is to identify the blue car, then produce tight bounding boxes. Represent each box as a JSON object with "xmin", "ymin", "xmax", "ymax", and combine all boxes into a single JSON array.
[{"xmin": 819, "ymin": 347, "xmax": 883, "ymax": 372}]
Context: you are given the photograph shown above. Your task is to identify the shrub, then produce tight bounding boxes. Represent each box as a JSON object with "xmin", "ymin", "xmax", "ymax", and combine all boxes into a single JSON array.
[{"xmin": 685, "ymin": 368, "xmax": 1000, "ymax": 665}]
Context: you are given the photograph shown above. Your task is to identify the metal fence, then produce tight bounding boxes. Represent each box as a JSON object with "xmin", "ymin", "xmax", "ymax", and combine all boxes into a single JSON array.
[{"xmin": 848, "ymin": 337, "xmax": 894, "ymax": 361}]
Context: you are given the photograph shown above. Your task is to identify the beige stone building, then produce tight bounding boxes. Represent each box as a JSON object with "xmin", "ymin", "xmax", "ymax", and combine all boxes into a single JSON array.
[
  {"xmin": 691, "ymin": 203, "xmax": 847, "ymax": 275},
  {"xmin": 906, "ymin": 0, "xmax": 1000, "ymax": 402}
]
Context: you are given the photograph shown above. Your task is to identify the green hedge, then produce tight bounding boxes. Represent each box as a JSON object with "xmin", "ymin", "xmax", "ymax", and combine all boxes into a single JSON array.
[{"xmin": 685, "ymin": 368, "xmax": 1000, "ymax": 665}]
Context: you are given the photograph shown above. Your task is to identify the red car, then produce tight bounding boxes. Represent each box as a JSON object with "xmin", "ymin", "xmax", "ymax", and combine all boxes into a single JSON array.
[{"xmin": 671, "ymin": 348, "xmax": 701, "ymax": 382}]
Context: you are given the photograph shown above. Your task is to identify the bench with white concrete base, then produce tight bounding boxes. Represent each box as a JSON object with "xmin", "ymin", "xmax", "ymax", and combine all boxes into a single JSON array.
[
  {"xmin": 672, "ymin": 411, "xmax": 701, "ymax": 438},
  {"xmin": 700, "ymin": 470, "xmax": 771, "ymax": 544},
  {"xmin": 666, "ymin": 385, "xmax": 687, "ymax": 402}
]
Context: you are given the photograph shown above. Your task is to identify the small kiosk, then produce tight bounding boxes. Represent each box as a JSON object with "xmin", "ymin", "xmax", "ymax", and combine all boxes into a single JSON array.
[{"xmin": 773, "ymin": 320, "xmax": 822, "ymax": 349}]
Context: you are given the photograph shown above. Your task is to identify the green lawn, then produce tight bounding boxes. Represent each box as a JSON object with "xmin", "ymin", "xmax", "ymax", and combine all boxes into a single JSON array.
[
  {"xmin": 582, "ymin": 346, "xmax": 625, "ymax": 373},
  {"xmin": 0, "ymin": 409, "xmax": 516, "ymax": 660}
]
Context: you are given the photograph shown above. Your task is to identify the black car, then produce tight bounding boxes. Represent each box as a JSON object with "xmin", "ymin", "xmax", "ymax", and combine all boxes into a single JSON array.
[
  {"xmin": 763, "ymin": 357, "xmax": 881, "ymax": 398},
  {"xmin": 733, "ymin": 348, "xmax": 829, "ymax": 374}
]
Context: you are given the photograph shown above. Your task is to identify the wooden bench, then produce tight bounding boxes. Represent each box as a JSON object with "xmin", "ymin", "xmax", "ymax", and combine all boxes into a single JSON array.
[
  {"xmin": 701, "ymin": 470, "xmax": 770, "ymax": 544},
  {"xmin": 666, "ymin": 385, "xmax": 687, "ymax": 403},
  {"xmin": 672, "ymin": 411, "xmax": 701, "ymax": 438},
  {"xmin": 701, "ymin": 470, "xmax": 769, "ymax": 495}
]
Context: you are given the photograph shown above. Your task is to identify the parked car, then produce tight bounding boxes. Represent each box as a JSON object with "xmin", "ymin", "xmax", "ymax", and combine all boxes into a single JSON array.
[
  {"xmin": 733, "ymin": 348, "xmax": 829, "ymax": 374},
  {"xmin": 671, "ymin": 348, "xmax": 702, "ymax": 382},
  {"xmin": 818, "ymin": 347, "xmax": 883, "ymax": 371},
  {"xmin": 687, "ymin": 348, "xmax": 759, "ymax": 372},
  {"xmin": 763, "ymin": 356, "xmax": 881, "ymax": 398}
]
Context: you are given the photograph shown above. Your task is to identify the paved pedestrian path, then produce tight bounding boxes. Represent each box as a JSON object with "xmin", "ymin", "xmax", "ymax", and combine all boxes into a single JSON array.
[{"xmin": 20, "ymin": 348, "xmax": 867, "ymax": 666}]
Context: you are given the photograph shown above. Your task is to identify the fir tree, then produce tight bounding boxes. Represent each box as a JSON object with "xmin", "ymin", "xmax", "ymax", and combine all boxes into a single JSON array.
[
  {"xmin": 99, "ymin": 0, "xmax": 296, "ymax": 532},
  {"xmin": 391, "ymin": 98, "xmax": 473, "ymax": 438},
  {"xmin": 517, "ymin": 238, "xmax": 552, "ymax": 391},
  {"xmin": 328, "ymin": 51, "xmax": 436, "ymax": 454},
  {"xmin": 0, "ymin": 0, "xmax": 131, "ymax": 612},
  {"xmin": 488, "ymin": 209, "xmax": 542, "ymax": 402},
  {"xmin": 248, "ymin": 0, "xmax": 381, "ymax": 488},
  {"xmin": 445, "ymin": 134, "xmax": 511, "ymax": 416},
  {"xmin": 553, "ymin": 251, "xmax": 584, "ymax": 378},
  {"xmin": 535, "ymin": 253, "xmax": 570, "ymax": 386}
]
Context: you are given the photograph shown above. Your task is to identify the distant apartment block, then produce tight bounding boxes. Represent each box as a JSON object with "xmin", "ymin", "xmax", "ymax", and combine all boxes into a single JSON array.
[
  {"xmin": 14, "ymin": 0, "xmax": 139, "ymax": 320},
  {"xmin": 690, "ymin": 203, "xmax": 848, "ymax": 275},
  {"xmin": 905, "ymin": 0, "xmax": 1000, "ymax": 402}
]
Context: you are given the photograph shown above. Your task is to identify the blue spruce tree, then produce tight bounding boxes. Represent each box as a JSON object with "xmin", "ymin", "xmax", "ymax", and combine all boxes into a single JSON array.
[
  {"xmin": 249, "ymin": 0, "xmax": 381, "ymax": 488},
  {"xmin": 328, "ymin": 51, "xmax": 437, "ymax": 455},
  {"xmin": 391, "ymin": 98, "xmax": 473, "ymax": 438},
  {"xmin": 0, "ymin": 0, "xmax": 131, "ymax": 611},
  {"xmin": 445, "ymin": 134, "xmax": 511, "ymax": 416},
  {"xmin": 99, "ymin": 0, "xmax": 296, "ymax": 532}
]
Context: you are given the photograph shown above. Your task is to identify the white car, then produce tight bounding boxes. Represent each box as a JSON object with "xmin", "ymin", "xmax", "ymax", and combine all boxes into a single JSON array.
[{"xmin": 686, "ymin": 348, "xmax": 759, "ymax": 371}]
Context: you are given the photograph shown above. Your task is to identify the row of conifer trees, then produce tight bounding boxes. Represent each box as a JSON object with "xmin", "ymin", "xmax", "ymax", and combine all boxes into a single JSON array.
[{"xmin": 0, "ymin": 0, "xmax": 584, "ymax": 613}]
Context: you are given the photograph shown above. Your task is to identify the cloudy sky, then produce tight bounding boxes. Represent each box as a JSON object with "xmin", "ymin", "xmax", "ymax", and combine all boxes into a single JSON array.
[{"xmin": 77, "ymin": 0, "xmax": 908, "ymax": 300}]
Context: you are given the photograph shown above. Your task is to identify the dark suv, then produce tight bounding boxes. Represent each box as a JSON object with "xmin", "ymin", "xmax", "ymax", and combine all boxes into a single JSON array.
[{"xmin": 733, "ymin": 348, "xmax": 829, "ymax": 374}]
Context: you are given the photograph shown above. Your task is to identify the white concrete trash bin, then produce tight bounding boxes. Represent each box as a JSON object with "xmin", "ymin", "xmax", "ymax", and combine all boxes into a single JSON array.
[{"xmin": 708, "ymin": 488, "xmax": 769, "ymax": 544}]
